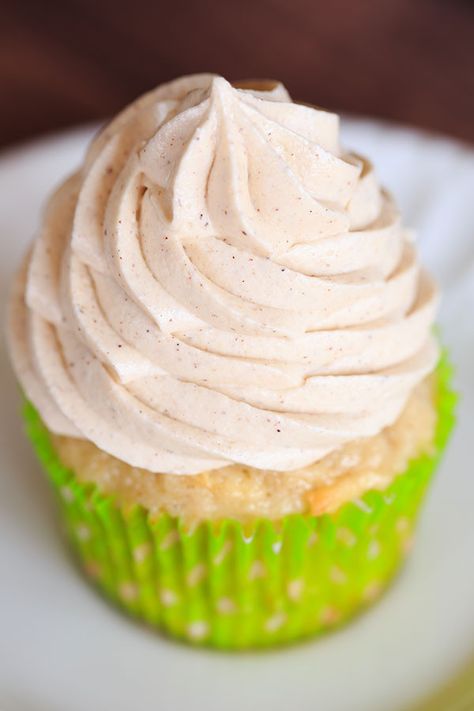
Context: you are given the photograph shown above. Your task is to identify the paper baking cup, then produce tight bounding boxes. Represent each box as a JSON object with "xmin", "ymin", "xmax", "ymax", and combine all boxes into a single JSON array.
[{"xmin": 22, "ymin": 356, "xmax": 456, "ymax": 649}]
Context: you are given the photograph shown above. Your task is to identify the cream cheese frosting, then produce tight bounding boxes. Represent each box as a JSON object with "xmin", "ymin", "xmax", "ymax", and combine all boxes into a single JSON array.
[{"xmin": 8, "ymin": 74, "xmax": 439, "ymax": 474}]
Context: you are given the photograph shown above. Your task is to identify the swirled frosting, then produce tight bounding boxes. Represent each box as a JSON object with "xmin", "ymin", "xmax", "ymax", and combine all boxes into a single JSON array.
[{"xmin": 8, "ymin": 74, "xmax": 439, "ymax": 474}]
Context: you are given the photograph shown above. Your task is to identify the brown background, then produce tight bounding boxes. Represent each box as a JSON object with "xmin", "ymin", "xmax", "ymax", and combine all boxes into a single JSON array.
[{"xmin": 1, "ymin": 0, "xmax": 474, "ymax": 149}]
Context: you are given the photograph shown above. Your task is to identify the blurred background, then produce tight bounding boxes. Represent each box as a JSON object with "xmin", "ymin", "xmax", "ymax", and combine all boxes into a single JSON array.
[{"xmin": 1, "ymin": 0, "xmax": 473, "ymax": 149}]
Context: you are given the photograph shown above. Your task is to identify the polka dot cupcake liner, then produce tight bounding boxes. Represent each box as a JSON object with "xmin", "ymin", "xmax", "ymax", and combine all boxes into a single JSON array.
[{"xmin": 22, "ymin": 355, "xmax": 456, "ymax": 650}]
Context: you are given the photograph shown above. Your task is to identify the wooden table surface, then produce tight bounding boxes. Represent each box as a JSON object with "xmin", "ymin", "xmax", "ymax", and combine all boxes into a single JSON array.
[{"xmin": 1, "ymin": 0, "xmax": 473, "ymax": 149}]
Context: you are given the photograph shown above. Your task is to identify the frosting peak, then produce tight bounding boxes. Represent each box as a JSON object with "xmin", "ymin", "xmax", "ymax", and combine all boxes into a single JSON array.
[
  {"xmin": 8, "ymin": 74, "xmax": 439, "ymax": 474},
  {"xmin": 139, "ymin": 75, "xmax": 355, "ymax": 256}
]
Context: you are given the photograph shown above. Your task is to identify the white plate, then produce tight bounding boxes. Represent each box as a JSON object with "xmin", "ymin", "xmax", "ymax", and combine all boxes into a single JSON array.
[{"xmin": 0, "ymin": 121, "xmax": 472, "ymax": 711}]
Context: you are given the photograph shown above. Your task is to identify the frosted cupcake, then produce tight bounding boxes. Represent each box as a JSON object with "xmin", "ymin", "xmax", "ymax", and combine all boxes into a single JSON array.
[{"xmin": 8, "ymin": 75, "xmax": 455, "ymax": 648}]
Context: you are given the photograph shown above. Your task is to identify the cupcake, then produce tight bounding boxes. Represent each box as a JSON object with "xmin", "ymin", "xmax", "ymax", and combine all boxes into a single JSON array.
[{"xmin": 7, "ymin": 74, "xmax": 455, "ymax": 649}]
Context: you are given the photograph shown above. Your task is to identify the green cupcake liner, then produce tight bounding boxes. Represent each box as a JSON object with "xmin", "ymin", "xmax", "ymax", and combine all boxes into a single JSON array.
[{"xmin": 23, "ymin": 355, "xmax": 456, "ymax": 649}]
